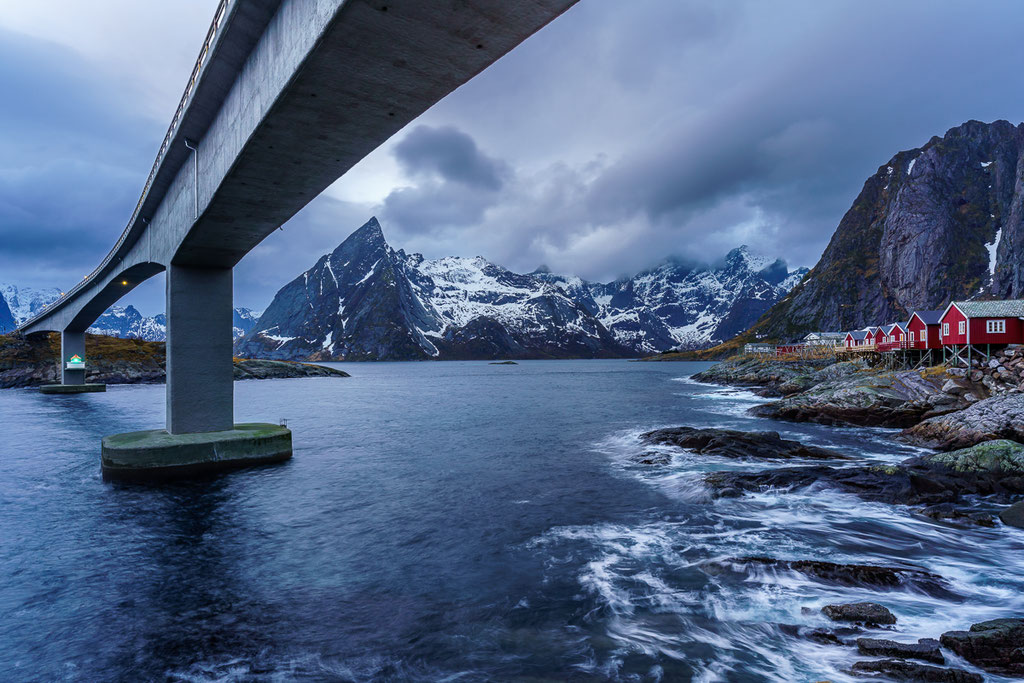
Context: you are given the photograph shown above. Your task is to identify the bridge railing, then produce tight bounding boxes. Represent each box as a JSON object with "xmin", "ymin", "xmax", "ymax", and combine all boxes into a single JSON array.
[{"xmin": 18, "ymin": 0, "xmax": 234, "ymax": 331}]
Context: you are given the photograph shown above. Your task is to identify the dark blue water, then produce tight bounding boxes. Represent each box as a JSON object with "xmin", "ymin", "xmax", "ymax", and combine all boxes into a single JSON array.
[{"xmin": 1, "ymin": 360, "xmax": 1022, "ymax": 681}]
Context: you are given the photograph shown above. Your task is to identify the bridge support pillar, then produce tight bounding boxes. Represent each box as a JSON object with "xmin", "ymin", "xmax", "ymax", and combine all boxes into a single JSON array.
[
  {"xmin": 165, "ymin": 264, "xmax": 234, "ymax": 434},
  {"xmin": 62, "ymin": 331, "xmax": 86, "ymax": 385},
  {"xmin": 39, "ymin": 330, "xmax": 106, "ymax": 393},
  {"xmin": 102, "ymin": 264, "xmax": 292, "ymax": 480}
]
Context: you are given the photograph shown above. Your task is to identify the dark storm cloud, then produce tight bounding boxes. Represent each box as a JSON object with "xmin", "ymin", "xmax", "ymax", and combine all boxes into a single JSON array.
[
  {"xmin": 373, "ymin": 0, "xmax": 1024, "ymax": 283},
  {"xmin": 9, "ymin": 0, "xmax": 1024, "ymax": 312},
  {"xmin": 393, "ymin": 125, "xmax": 507, "ymax": 191},
  {"xmin": 0, "ymin": 28, "xmax": 158, "ymax": 293}
]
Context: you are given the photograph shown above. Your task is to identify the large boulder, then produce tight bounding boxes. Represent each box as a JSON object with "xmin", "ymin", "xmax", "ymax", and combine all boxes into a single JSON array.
[
  {"xmin": 999, "ymin": 500, "xmax": 1024, "ymax": 528},
  {"xmin": 901, "ymin": 393, "xmax": 1024, "ymax": 450},
  {"xmin": 849, "ymin": 659, "xmax": 981, "ymax": 682},
  {"xmin": 822, "ymin": 602, "xmax": 896, "ymax": 625},
  {"xmin": 856, "ymin": 637, "xmax": 943, "ymax": 664},
  {"xmin": 940, "ymin": 618, "xmax": 1024, "ymax": 676},
  {"xmin": 705, "ymin": 440, "xmax": 1024, "ymax": 507},
  {"xmin": 640, "ymin": 427, "xmax": 849, "ymax": 460},
  {"xmin": 749, "ymin": 369, "xmax": 954, "ymax": 428}
]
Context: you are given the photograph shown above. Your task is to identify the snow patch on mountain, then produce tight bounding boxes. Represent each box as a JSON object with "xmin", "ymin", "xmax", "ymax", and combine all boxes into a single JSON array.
[{"xmin": 237, "ymin": 217, "xmax": 807, "ymax": 361}]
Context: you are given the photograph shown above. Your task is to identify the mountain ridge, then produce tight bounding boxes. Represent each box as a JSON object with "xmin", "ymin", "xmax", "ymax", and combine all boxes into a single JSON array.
[
  {"xmin": 236, "ymin": 217, "xmax": 806, "ymax": 361},
  {"xmin": 753, "ymin": 119, "xmax": 1024, "ymax": 339}
]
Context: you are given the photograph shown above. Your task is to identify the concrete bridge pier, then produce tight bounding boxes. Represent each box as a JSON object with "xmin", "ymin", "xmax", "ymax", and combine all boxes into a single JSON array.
[
  {"xmin": 165, "ymin": 264, "xmax": 234, "ymax": 434},
  {"xmin": 100, "ymin": 264, "xmax": 291, "ymax": 480},
  {"xmin": 39, "ymin": 330, "xmax": 106, "ymax": 394}
]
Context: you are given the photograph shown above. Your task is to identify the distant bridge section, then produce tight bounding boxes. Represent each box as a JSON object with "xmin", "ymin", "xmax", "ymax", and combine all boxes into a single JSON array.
[{"xmin": 19, "ymin": 0, "xmax": 577, "ymax": 435}]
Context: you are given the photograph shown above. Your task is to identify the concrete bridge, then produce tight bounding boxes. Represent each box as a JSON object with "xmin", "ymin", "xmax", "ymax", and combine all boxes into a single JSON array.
[{"xmin": 19, "ymin": 0, "xmax": 576, "ymax": 476}]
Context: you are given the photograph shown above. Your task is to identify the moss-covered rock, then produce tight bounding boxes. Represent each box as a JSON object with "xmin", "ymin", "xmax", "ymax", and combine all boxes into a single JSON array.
[{"xmin": 922, "ymin": 439, "xmax": 1024, "ymax": 473}]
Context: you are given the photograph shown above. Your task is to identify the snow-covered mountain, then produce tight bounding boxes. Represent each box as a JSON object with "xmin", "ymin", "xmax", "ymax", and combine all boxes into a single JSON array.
[
  {"xmin": 539, "ymin": 248, "xmax": 808, "ymax": 353},
  {"xmin": 0, "ymin": 291, "xmax": 15, "ymax": 334},
  {"xmin": 236, "ymin": 217, "xmax": 807, "ymax": 361},
  {"xmin": 0, "ymin": 284, "xmax": 63, "ymax": 324},
  {"xmin": 0, "ymin": 282, "xmax": 259, "ymax": 341},
  {"xmin": 88, "ymin": 306, "xmax": 258, "ymax": 341}
]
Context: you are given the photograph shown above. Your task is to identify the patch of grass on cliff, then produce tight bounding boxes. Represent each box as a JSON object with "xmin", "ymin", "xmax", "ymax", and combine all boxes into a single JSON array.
[{"xmin": 0, "ymin": 332, "xmax": 165, "ymax": 365}]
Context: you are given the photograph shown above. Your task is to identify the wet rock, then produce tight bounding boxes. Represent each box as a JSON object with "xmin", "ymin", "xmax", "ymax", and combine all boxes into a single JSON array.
[
  {"xmin": 749, "ymin": 369, "xmax": 950, "ymax": 428},
  {"xmin": 706, "ymin": 441, "xmax": 1024, "ymax": 508},
  {"xmin": 779, "ymin": 623, "xmax": 861, "ymax": 645},
  {"xmin": 901, "ymin": 394, "xmax": 1024, "ymax": 449},
  {"xmin": 640, "ymin": 427, "xmax": 849, "ymax": 460},
  {"xmin": 690, "ymin": 356, "xmax": 833, "ymax": 397},
  {"xmin": 822, "ymin": 602, "xmax": 896, "ymax": 625},
  {"xmin": 856, "ymin": 637, "xmax": 944, "ymax": 663},
  {"xmin": 999, "ymin": 500, "xmax": 1024, "ymax": 528},
  {"xmin": 630, "ymin": 451, "xmax": 672, "ymax": 466},
  {"xmin": 709, "ymin": 557, "xmax": 950, "ymax": 595},
  {"xmin": 940, "ymin": 618, "xmax": 1024, "ymax": 675},
  {"xmin": 919, "ymin": 503, "xmax": 996, "ymax": 527},
  {"xmin": 849, "ymin": 659, "xmax": 982, "ymax": 682}
]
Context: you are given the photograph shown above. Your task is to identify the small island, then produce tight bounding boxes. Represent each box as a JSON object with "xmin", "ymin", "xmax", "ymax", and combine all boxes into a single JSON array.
[{"xmin": 0, "ymin": 332, "xmax": 348, "ymax": 389}]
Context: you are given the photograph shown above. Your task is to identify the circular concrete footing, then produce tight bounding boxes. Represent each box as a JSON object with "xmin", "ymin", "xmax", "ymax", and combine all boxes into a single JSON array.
[
  {"xmin": 101, "ymin": 423, "xmax": 292, "ymax": 481},
  {"xmin": 39, "ymin": 384, "xmax": 106, "ymax": 394}
]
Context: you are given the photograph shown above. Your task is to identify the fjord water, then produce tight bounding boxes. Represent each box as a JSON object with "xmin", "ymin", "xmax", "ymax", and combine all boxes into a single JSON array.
[{"xmin": 2, "ymin": 360, "xmax": 1022, "ymax": 681}]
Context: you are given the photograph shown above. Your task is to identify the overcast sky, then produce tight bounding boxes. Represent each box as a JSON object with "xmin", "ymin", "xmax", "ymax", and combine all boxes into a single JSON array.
[{"xmin": 2, "ymin": 1, "xmax": 1024, "ymax": 315}]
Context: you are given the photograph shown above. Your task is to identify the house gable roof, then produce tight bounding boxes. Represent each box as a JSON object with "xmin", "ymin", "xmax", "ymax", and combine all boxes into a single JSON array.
[
  {"xmin": 909, "ymin": 310, "xmax": 943, "ymax": 326},
  {"xmin": 949, "ymin": 300, "xmax": 1024, "ymax": 318}
]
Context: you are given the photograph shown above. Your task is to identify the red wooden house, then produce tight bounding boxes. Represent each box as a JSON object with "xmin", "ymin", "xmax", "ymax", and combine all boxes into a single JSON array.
[
  {"xmin": 939, "ymin": 300, "xmax": 1024, "ymax": 348},
  {"xmin": 844, "ymin": 330, "xmax": 869, "ymax": 348},
  {"xmin": 906, "ymin": 310, "xmax": 943, "ymax": 350},
  {"xmin": 864, "ymin": 327, "xmax": 879, "ymax": 348},
  {"xmin": 877, "ymin": 322, "xmax": 908, "ymax": 352}
]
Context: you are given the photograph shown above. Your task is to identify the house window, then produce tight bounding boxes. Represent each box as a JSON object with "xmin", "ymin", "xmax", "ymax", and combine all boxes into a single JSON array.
[
  {"xmin": 922, "ymin": 330, "xmax": 927, "ymax": 344},
  {"xmin": 909, "ymin": 331, "xmax": 914, "ymax": 342},
  {"xmin": 958, "ymin": 320, "xmax": 966, "ymax": 335},
  {"xmin": 987, "ymin": 319, "xmax": 1006, "ymax": 334},
  {"xmin": 943, "ymin": 322, "xmax": 949, "ymax": 336}
]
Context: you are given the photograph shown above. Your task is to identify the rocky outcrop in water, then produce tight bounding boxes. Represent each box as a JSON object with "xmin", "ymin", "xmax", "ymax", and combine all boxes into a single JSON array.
[
  {"xmin": 822, "ymin": 602, "xmax": 896, "ymax": 626},
  {"xmin": 690, "ymin": 356, "xmax": 838, "ymax": 396},
  {"xmin": 940, "ymin": 618, "xmax": 1024, "ymax": 676},
  {"xmin": 704, "ymin": 557, "xmax": 949, "ymax": 595},
  {"xmin": 856, "ymin": 637, "xmax": 944, "ymax": 664},
  {"xmin": 753, "ymin": 119, "xmax": 1024, "ymax": 339},
  {"xmin": 902, "ymin": 392, "xmax": 1024, "ymax": 450},
  {"xmin": 706, "ymin": 439, "xmax": 1024, "ymax": 508},
  {"xmin": 640, "ymin": 427, "xmax": 850, "ymax": 460},
  {"xmin": 749, "ymin": 368, "xmax": 957, "ymax": 428},
  {"xmin": 849, "ymin": 658, "xmax": 981, "ymax": 682},
  {"xmin": 0, "ymin": 333, "xmax": 348, "ymax": 388}
]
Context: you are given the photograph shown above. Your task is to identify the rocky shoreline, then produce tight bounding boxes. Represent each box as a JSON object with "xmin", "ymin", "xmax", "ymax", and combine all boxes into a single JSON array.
[
  {"xmin": 0, "ymin": 333, "xmax": 348, "ymax": 388},
  {"xmin": 642, "ymin": 355, "xmax": 1024, "ymax": 676},
  {"xmin": 693, "ymin": 352, "xmax": 1024, "ymax": 449}
]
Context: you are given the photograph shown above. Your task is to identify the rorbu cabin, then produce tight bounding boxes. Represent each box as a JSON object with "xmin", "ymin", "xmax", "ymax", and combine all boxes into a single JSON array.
[
  {"xmin": 906, "ymin": 310, "xmax": 943, "ymax": 350},
  {"xmin": 939, "ymin": 300, "xmax": 1024, "ymax": 354},
  {"xmin": 877, "ymin": 322, "xmax": 908, "ymax": 352},
  {"xmin": 844, "ymin": 330, "xmax": 869, "ymax": 348},
  {"xmin": 863, "ymin": 327, "xmax": 879, "ymax": 348}
]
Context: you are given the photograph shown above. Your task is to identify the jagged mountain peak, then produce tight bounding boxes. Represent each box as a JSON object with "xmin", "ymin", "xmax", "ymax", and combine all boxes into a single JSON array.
[
  {"xmin": 237, "ymin": 219, "xmax": 807, "ymax": 360},
  {"xmin": 752, "ymin": 119, "xmax": 1024, "ymax": 339}
]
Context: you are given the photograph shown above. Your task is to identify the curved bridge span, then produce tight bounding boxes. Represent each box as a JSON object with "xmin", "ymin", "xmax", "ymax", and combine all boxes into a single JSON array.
[{"xmin": 20, "ymin": 0, "xmax": 576, "ymax": 438}]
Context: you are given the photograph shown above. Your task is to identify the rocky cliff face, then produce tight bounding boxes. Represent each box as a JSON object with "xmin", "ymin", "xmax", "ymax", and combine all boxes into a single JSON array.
[
  {"xmin": 756, "ymin": 120, "xmax": 1024, "ymax": 338},
  {"xmin": 237, "ymin": 218, "xmax": 806, "ymax": 360}
]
